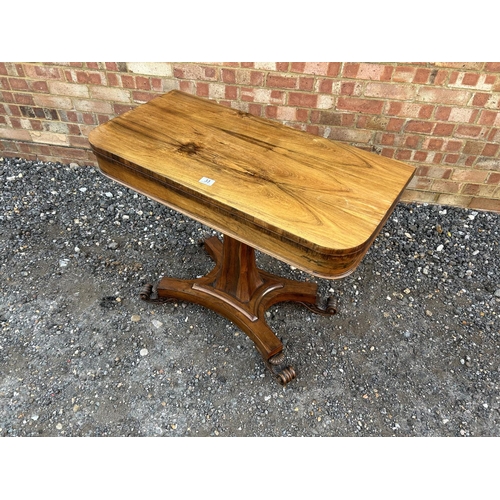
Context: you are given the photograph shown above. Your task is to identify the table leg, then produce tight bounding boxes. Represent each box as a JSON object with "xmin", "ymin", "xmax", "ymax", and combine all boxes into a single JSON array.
[{"xmin": 140, "ymin": 235, "xmax": 336, "ymax": 385}]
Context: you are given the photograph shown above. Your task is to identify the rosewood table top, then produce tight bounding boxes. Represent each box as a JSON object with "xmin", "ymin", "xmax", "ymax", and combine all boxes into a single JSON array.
[{"xmin": 89, "ymin": 90, "xmax": 415, "ymax": 279}]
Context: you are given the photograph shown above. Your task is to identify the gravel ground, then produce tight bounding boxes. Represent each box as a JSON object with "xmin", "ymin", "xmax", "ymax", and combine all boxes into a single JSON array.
[{"xmin": 1, "ymin": 156, "xmax": 499, "ymax": 438}]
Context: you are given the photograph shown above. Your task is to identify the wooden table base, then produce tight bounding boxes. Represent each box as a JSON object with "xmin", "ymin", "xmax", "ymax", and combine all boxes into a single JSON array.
[{"xmin": 140, "ymin": 235, "xmax": 337, "ymax": 385}]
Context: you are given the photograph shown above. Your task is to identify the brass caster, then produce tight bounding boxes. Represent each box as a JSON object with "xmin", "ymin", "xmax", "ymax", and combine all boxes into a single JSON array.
[
  {"xmin": 139, "ymin": 283, "xmax": 175, "ymax": 304},
  {"xmin": 265, "ymin": 352, "xmax": 297, "ymax": 385},
  {"xmin": 276, "ymin": 366, "xmax": 297, "ymax": 385},
  {"xmin": 301, "ymin": 295, "xmax": 337, "ymax": 316},
  {"xmin": 140, "ymin": 283, "xmax": 153, "ymax": 301}
]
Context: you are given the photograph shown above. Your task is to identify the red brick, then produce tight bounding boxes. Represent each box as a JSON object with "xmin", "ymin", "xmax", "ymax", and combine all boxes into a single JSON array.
[
  {"xmin": 276, "ymin": 63, "xmax": 289, "ymax": 72},
  {"xmin": 9, "ymin": 116, "xmax": 21, "ymax": 128},
  {"xmin": 414, "ymin": 68, "xmax": 432, "ymax": 84},
  {"xmin": 465, "ymin": 156, "xmax": 476, "ymax": 167},
  {"xmin": 120, "ymin": 74, "xmax": 135, "ymax": 88},
  {"xmin": 318, "ymin": 79, "xmax": 333, "ymax": 93},
  {"xmin": 482, "ymin": 143, "xmax": 500, "ymax": 156},
  {"xmin": 485, "ymin": 75, "xmax": 496, "ymax": 85},
  {"xmin": 341, "ymin": 114, "xmax": 356, "ymax": 127},
  {"xmin": 6, "ymin": 104, "xmax": 21, "ymax": 116},
  {"xmin": 431, "ymin": 69, "xmax": 449, "ymax": 86},
  {"xmin": 425, "ymin": 138, "xmax": 444, "ymax": 150},
  {"xmin": 225, "ymin": 86, "xmax": 238, "ymax": 99},
  {"xmin": 381, "ymin": 133, "xmax": 395, "ymax": 145},
  {"xmin": 433, "ymin": 123, "xmax": 455, "ymax": 136},
  {"xmin": 0, "ymin": 63, "xmax": 7, "ymax": 75},
  {"xmin": 135, "ymin": 76, "xmax": 151, "ymax": 90},
  {"xmin": 413, "ymin": 151, "xmax": 428, "ymax": 162},
  {"xmin": 265, "ymin": 105, "xmax": 277, "ymax": 119},
  {"xmin": 462, "ymin": 183, "xmax": 497, "ymax": 197},
  {"xmin": 445, "ymin": 140, "xmax": 462, "ymax": 152},
  {"xmin": 76, "ymin": 71, "xmax": 105, "ymax": 85},
  {"xmin": 387, "ymin": 102, "xmax": 433, "ymax": 118},
  {"xmin": 296, "ymin": 108, "xmax": 308, "ymax": 121},
  {"xmin": 221, "ymin": 69, "xmax": 235, "ymax": 84},
  {"xmin": 97, "ymin": 114, "xmax": 111, "ymax": 125},
  {"xmin": 267, "ymin": 75, "xmax": 298, "ymax": 89},
  {"xmin": 113, "ymin": 103, "xmax": 135, "ymax": 115},
  {"xmin": 67, "ymin": 123, "xmax": 81, "ymax": 135},
  {"xmin": 487, "ymin": 172, "xmax": 500, "ymax": 184},
  {"xmin": 381, "ymin": 148, "xmax": 395, "ymax": 158},
  {"xmin": 290, "ymin": 62, "xmax": 305, "ymax": 73},
  {"xmin": 105, "ymin": 62, "xmax": 120, "ymax": 71},
  {"xmin": 456, "ymin": 125, "xmax": 482, "ymax": 137},
  {"xmin": 342, "ymin": 63, "xmax": 359, "ymax": 78},
  {"xmin": 82, "ymin": 112, "xmax": 95, "ymax": 125},
  {"xmin": 28, "ymin": 80, "xmax": 49, "ymax": 93},
  {"xmin": 13, "ymin": 93, "xmax": 34, "ymax": 105},
  {"xmin": 405, "ymin": 120, "xmax": 434, "ymax": 133},
  {"xmin": 306, "ymin": 125, "xmax": 320, "ymax": 135},
  {"xmin": 387, "ymin": 118, "xmax": 405, "ymax": 132},
  {"xmin": 432, "ymin": 179, "xmax": 461, "ymax": 193},
  {"xmin": 416, "ymin": 165, "xmax": 452, "ymax": 179},
  {"xmin": 0, "ymin": 77, "xmax": 10, "ymax": 90},
  {"xmin": 241, "ymin": 62, "xmax": 254, "ymax": 68},
  {"xmin": 107, "ymin": 73, "xmax": 120, "ymax": 86},
  {"xmin": 204, "ymin": 67, "xmax": 216, "ymax": 79},
  {"xmin": 327, "ymin": 63, "xmax": 341, "ymax": 77},
  {"xmin": 340, "ymin": 82, "xmax": 356, "ymax": 95},
  {"xmin": 435, "ymin": 107, "xmax": 451, "ymax": 120},
  {"xmin": 405, "ymin": 135, "xmax": 420, "ymax": 148},
  {"xmin": 337, "ymin": 97, "xmax": 384, "ymax": 114},
  {"xmin": 478, "ymin": 110, "xmax": 499, "ymax": 126},
  {"xmin": 132, "ymin": 91, "xmax": 157, "ymax": 103},
  {"xmin": 151, "ymin": 78, "xmax": 163, "ymax": 92},
  {"xmin": 431, "ymin": 153, "xmax": 443, "ymax": 164},
  {"xmin": 196, "ymin": 82, "xmax": 209, "ymax": 97},
  {"xmin": 248, "ymin": 103, "xmax": 262, "ymax": 116},
  {"xmin": 463, "ymin": 140, "xmax": 486, "ymax": 155},
  {"xmin": 299, "ymin": 77, "xmax": 314, "ymax": 91},
  {"xmin": 462, "ymin": 73, "xmax": 480, "ymax": 86},
  {"xmin": 9, "ymin": 78, "xmax": 29, "ymax": 91},
  {"xmin": 473, "ymin": 92, "xmax": 491, "ymax": 106},
  {"xmin": 63, "ymin": 69, "xmax": 74, "ymax": 81},
  {"xmin": 23, "ymin": 64, "xmax": 62, "ymax": 80},
  {"xmin": 444, "ymin": 154, "xmax": 460, "ymax": 164},
  {"xmin": 288, "ymin": 92, "xmax": 317, "ymax": 108},
  {"xmin": 486, "ymin": 128, "xmax": 500, "ymax": 142},
  {"xmin": 468, "ymin": 198, "xmax": 500, "ymax": 213},
  {"xmin": 449, "ymin": 71, "xmax": 459, "ymax": 85},
  {"xmin": 485, "ymin": 62, "xmax": 500, "ymax": 72}
]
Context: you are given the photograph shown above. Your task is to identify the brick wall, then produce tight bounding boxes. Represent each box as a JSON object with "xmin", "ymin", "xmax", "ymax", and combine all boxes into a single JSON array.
[{"xmin": 1, "ymin": 62, "xmax": 499, "ymax": 213}]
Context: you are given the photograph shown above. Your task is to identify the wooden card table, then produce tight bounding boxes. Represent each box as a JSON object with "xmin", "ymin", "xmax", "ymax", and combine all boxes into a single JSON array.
[{"xmin": 88, "ymin": 90, "xmax": 415, "ymax": 385}]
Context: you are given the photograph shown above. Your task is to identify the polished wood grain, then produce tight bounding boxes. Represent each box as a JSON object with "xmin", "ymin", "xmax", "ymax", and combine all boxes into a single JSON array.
[{"xmin": 89, "ymin": 90, "xmax": 415, "ymax": 279}]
